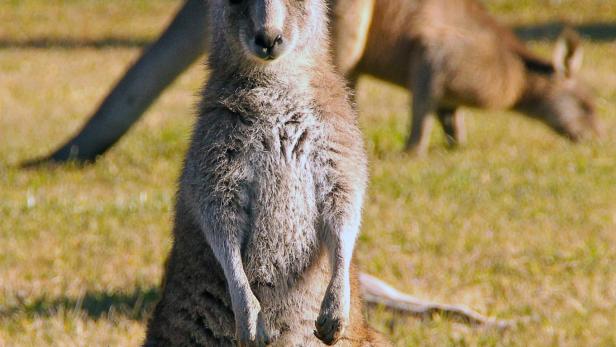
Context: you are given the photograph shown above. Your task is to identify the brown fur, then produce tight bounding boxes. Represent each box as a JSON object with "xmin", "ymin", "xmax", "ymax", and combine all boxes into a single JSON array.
[{"xmin": 331, "ymin": 0, "xmax": 603, "ymax": 154}]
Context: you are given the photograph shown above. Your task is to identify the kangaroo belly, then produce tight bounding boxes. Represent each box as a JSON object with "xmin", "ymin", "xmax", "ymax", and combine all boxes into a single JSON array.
[
  {"xmin": 244, "ymin": 164, "xmax": 320, "ymax": 288},
  {"xmin": 240, "ymin": 119, "xmax": 331, "ymax": 341}
]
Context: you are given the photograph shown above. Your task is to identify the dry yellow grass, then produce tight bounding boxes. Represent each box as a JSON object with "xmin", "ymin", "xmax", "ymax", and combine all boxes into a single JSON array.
[{"xmin": 1, "ymin": 1, "xmax": 615, "ymax": 346}]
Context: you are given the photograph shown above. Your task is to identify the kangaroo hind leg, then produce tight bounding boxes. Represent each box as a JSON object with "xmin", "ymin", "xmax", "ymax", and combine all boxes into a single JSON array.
[{"xmin": 436, "ymin": 107, "xmax": 466, "ymax": 148}]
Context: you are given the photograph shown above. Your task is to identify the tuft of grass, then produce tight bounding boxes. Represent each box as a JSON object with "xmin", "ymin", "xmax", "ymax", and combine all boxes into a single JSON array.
[{"xmin": 1, "ymin": 1, "xmax": 615, "ymax": 346}]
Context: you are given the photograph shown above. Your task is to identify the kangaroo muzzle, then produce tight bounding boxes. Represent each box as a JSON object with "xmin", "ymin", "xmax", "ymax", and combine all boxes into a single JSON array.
[
  {"xmin": 248, "ymin": 0, "xmax": 288, "ymax": 61},
  {"xmin": 253, "ymin": 29, "xmax": 284, "ymax": 60}
]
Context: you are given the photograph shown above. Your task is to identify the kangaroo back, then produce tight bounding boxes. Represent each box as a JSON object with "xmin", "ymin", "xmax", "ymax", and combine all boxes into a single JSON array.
[{"xmin": 335, "ymin": 0, "xmax": 602, "ymax": 154}]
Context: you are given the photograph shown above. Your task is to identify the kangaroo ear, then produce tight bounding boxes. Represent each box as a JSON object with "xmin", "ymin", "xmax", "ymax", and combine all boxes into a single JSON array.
[{"xmin": 553, "ymin": 28, "xmax": 584, "ymax": 77}]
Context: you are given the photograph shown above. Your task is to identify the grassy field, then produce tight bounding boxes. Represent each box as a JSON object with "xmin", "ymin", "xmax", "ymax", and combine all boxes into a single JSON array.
[{"xmin": 1, "ymin": 1, "xmax": 615, "ymax": 346}]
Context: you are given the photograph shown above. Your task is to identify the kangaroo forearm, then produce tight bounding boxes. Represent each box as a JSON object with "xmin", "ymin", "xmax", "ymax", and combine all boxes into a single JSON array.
[
  {"xmin": 191, "ymin": 182, "xmax": 256, "ymax": 313},
  {"xmin": 321, "ymin": 141, "xmax": 366, "ymax": 274},
  {"xmin": 198, "ymin": 206, "xmax": 265, "ymax": 343},
  {"xmin": 317, "ymin": 205, "xmax": 362, "ymax": 337},
  {"xmin": 320, "ymin": 184, "xmax": 364, "ymax": 314},
  {"xmin": 207, "ymin": 234, "xmax": 252, "ymax": 304},
  {"xmin": 326, "ymin": 232, "xmax": 356, "ymax": 313},
  {"xmin": 324, "ymin": 220, "xmax": 360, "ymax": 285},
  {"xmin": 43, "ymin": 0, "xmax": 209, "ymax": 163}
]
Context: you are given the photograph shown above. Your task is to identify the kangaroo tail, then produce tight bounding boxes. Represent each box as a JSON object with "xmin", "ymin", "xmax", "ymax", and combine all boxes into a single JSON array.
[{"xmin": 359, "ymin": 273, "xmax": 514, "ymax": 329}]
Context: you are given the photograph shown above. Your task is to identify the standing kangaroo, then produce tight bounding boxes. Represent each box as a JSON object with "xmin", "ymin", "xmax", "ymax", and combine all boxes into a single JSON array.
[
  {"xmin": 28, "ymin": 0, "xmax": 602, "ymax": 164},
  {"xmin": 143, "ymin": 0, "xmax": 389, "ymax": 346}
]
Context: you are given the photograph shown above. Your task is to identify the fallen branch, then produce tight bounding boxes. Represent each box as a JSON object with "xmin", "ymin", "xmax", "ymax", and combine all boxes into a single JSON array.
[{"xmin": 359, "ymin": 273, "xmax": 513, "ymax": 329}]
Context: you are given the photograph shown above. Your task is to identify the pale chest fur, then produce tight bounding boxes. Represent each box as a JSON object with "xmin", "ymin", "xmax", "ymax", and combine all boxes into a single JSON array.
[{"xmin": 216, "ymin": 87, "xmax": 331, "ymax": 289}]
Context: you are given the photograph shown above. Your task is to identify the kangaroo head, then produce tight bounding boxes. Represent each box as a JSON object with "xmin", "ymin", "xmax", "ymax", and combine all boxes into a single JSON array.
[
  {"xmin": 534, "ymin": 29, "xmax": 603, "ymax": 141},
  {"xmin": 209, "ymin": 0, "xmax": 328, "ymax": 69}
]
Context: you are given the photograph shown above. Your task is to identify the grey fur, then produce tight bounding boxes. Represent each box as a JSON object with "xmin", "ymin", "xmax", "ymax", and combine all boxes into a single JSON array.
[{"xmin": 144, "ymin": 0, "xmax": 388, "ymax": 346}]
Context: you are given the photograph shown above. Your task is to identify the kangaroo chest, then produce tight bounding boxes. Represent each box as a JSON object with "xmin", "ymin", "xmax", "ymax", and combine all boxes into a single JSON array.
[{"xmin": 231, "ymin": 94, "xmax": 328, "ymax": 290}]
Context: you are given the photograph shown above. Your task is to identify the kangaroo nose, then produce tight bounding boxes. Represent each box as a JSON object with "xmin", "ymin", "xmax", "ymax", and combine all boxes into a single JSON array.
[
  {"xmin": 254, "ymin": 30, "xmax": 284, "ymax": 59},
  {"xmin": 255, "ymin": 31, "xmax": 283, "ymax": 50}
]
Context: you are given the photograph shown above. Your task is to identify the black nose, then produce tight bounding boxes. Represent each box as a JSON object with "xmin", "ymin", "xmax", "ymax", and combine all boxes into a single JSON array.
[
  {"xmin": 255, "ymin": 30, "xmax": 283, "ymax": 50},
  {"xmin": 254, "ymin": 30, "xmax": 284, "ymax": 59}
]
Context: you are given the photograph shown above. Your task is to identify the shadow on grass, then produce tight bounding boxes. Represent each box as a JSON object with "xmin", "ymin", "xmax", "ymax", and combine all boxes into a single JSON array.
[
  {"xmin": 514, "ymin": 21, "xmax": 616, "ymax": 41},
  {"xmin": 0, "ymin": 37, "xmax": 151, "ymax": 49},
  {"xmin": 0, "ymin": 287, "xmax": 160, "ymax": 321},
  {"xmin": 0, "ymin": 22, "xmax": 615, "ymax": 50}
]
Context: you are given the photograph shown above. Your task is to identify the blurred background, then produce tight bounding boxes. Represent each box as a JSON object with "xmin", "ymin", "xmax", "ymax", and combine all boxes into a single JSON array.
[{"xmin": 1, "ymin": 1, "xmax": 615, "ymax": 346}]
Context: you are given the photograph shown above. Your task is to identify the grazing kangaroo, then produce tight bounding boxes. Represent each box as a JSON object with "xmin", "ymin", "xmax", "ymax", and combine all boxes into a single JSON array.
[
  {"xmin": 28, "ymin": 0, "xmax": 602, "ymax": 164},
  {"xmin": 143, "ymin": 0, "xmax": 389, "ymax": 346},
  {"xmin": 341, "ymin": 0, "xmax": 603, "ymax": 155}
]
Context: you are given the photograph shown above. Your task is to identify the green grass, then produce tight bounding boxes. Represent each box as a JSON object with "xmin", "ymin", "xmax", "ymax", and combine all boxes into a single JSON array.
[{"xmin": 1, "ymin": 1, "xmax": 615, "ymax": 346}]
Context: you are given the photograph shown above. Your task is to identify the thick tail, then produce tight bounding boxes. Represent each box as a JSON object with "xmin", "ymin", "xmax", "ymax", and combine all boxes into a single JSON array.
[{"xmin": 359, "ymin": 273, "xmax": 513, "ymax": 329}]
